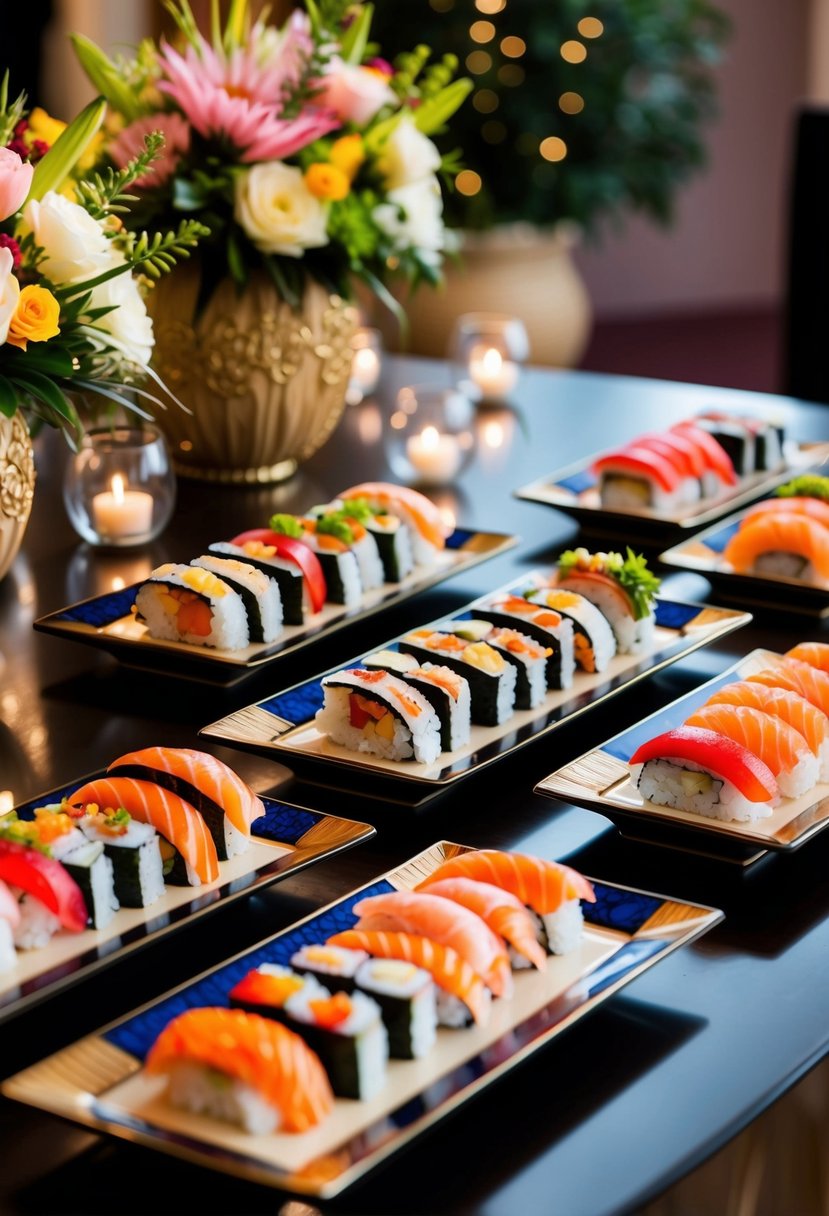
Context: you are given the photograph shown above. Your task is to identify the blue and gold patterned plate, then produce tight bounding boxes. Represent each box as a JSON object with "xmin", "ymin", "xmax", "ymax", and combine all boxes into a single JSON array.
[
  {"xmin": 200, "ymin": 570, "xmax": 752, "ymax": 797},
  {"xmin": 32, "ymin": 526, "xmax": 518, "ymax": 686},
  {"xmin": 1, "ymin": 839, "xmax": 723, "ymax": 1198},
  {"xmin": 0, "ymin": 779, "xmax": 374, "ymax": 1021}
]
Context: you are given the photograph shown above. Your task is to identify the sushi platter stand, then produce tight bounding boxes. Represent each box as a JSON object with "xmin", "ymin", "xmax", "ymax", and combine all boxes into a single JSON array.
[{"xmin": 2, "ymin": 355, "xmax": 829, "ymax": 1215}]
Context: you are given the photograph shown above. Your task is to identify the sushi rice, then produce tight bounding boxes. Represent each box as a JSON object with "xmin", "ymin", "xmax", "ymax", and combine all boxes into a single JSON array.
[
  {"xmin": 316, "ymin": 670, "xmax": 443, "ymax": 765},
  {"xmin": 633, "ymin": 757, "xmax": 774, "ymax": 822}
]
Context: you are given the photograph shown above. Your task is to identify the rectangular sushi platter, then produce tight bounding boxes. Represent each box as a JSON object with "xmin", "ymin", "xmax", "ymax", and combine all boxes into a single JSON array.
[
  {"xmin": 32, "ymin": 525, "xmax": 518, "ymax": 686},
  {"xmin": 659, "ymin": 506, "xmax": 829, "ymax": 618},
  {"xmin": 513, "ymin": 441, "xmax": 829, "ymax": 540},
  {"xmin": 1, "ymin": 840, "xmax": 724, "ymax": 1199},
  {"xmin": 198, "ymin": 570, "xmax": 753, "ymax": 797},
  {"xmin": 535, "ymin": 648, "xmax": 829, "ymax": 857},
  {"xmin": 0, "ymin": 782, "xmax": 374, "ymax": 1022}
]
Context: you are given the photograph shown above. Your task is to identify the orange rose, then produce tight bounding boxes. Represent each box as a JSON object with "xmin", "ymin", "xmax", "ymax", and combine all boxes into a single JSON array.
[
  {"xmin": 329, "ymin": 134, "xmax": 365, "ymax": 182},
  {"xmin": 304, "ymin": 162, "xmax": 350, "ymax": 202},
  {"xmin": 6, "ymin": 285, "xmax": 61, "ymax": 351}
]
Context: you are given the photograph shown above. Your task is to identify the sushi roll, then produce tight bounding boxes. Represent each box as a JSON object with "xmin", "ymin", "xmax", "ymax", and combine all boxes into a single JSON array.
[
  {"xmin": 525, "ymin": 588, "xmax": 616, "ymax": 673},
  {"xmin": 354, "ymin": 957, "xmax": 437, "ymax": 1059},
  {"xmin": 107, "ymin": 746, "xmax": 264, "ymax": 861},
  {"xmin": 134, "ymin": 564, "xmax": 250, "ymax": 650},
  {"xmin": 418, "ymin": 849, "xmax": 595, "ymax": 958},
  {"xmin": 363, "ymin": 651, "xmax": 472, "ymax": 752},
  {"xmin": 684, "ymin": 703, "xmax": 819, "ymax": 799},
  {"xmin": 59, "ymin": 839, "xmax": 119, "ymax": 930},
  {"xmin": 670, "ymin": 421, "xmax": 739, "ymax": 497},
  {"xmin": 78, "ymin": 806, "xmax": 165, "ymax": 909},
  {"xmin": 209, "ymin": 541, "xmax": 307, "ymax": 625},
  {"xmin": 554, "ymin": 548, "xmax": 660, "ymax": 656},
  {"xmin": 290, "ymin": 943, "xmax": 369, "ymax": 994},
  {"xmin": 337, "ymin": 482, "xmax": 450, "ymax": 568},
  {"xmin": 338, "ymin": 496, "xmax": 415, "ymax": 582},
  {"xmin": 283, "ymin": 984, "xmax": 389, "ymax": 1101},
  {"xmin": 629, "ymin": 725, "xmax": 779, "ymax": 821},
  {"xmin": 190, "ymin": 555, "xmax": 282, "ymax": 644},
  {"xmin": 594, "ymin": 442, "xmax": 690, "ymax": 512},
  {"xmin": 0, "ymin": 880, "xmax": 19, "ymax": 972},
  {"xmin": 269, "ymin": 514, "xmax": 362, "ymax": 607},
  {"xmin": 328, "ymin": 928, "xmax": 491, "ymax": 1028},
  {"xmin": 306, "ymin": 504, "xmax": 385, "ymax": 591},
  {"xmin": 469, "ymin": 600, "xmax": 575, "ymax": 690},
  {"xmin": 693, "ymin": 410, "xmax": 785, "ymax": 473},
  {"xmin": 145, "ymin": 1006, "xmax": 334, "ymax": 1134},
  {"xmin": 398, "ymin": 631, "xmax": 517, "ymax": 726},
  {"xmin": 228, "ymin": 963, "xmax": 320, "ymax": 1024},
  {"xmin": 722, "ymin": 512, "xmax": 829, "ymax": 582},
  {"xmin": 0, "ymin": 838, "xmax": 87, "ymax": 949},
  {"xmin": 315, "ymin": 668, "xmax": 443, "ymax": 764}
]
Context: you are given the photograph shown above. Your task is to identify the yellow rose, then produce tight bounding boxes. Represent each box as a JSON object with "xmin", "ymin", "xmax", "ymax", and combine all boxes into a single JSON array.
[
  {"xmin": 304, "ymin": 162, "xmax": 350, "ymax": 201},
  {"xmin": 329, "ymin": 134, "xmax": 365, "ymax": 182},
  {"xmin": 6, "ymin": 285, "xmax": 61, "ymax": 350},
  {"xmin": 25, "ymin": 107, "xmax": 67, "ymax": 149}
]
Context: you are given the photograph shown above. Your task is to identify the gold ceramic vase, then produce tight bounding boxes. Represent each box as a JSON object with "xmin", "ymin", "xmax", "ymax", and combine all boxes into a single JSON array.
[
  {"xmin": 0, "ymin": 412, "xmax": 35, "ymax": 582},
  {"xmin": 148, "ymin": 265, "xmax": 360, "ymax": 484}
]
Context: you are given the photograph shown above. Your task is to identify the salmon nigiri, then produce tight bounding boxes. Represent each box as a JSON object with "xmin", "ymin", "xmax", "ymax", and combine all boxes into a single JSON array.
[
  {"xmin": 419, "ymin": 849, "xmax": 595, "ymax": 956},
  {"xmin": 705, "ymin": 681, "xmax": 829, "ymax": 781},
  {"xmin": 107, "ymin": 746, "xmax": 264, "ymax": 858},
  {"xmin": 723, "ymin": 512, "xmax": 829, "ymax": 580},
  {"xmin": 328, "ymin": 929, "xmax": 490, "ymax": 1026},
  {"xmin": 414, "ymin": 876, "xmax": 547, "ymax": 970},
  {"xmin": 68, "ymin": 776, "xmax": 219, "ymax": 885},
  {"xmin": 684, "ymin": 704, "xmax": 818, "ymax": 799},
  {"xmin": 752, "ymin": 657, "xmax": 829, "ymax": 718},
  {"xmin": 145, "ymin": 1007, "xmax": 333, "ymax": 1133},
  {"xmin": 743, "ymin": 497, "xmax": 829, "ymax": 529},
  {"xmin": 786, "ymin": 642, "xmax": 829, "ymax": 674},
  {"xmin": 352, "ymin": 890, "xmax": 513, "ymax": 997}
]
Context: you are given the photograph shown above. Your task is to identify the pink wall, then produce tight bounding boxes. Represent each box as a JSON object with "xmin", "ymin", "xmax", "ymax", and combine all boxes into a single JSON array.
[{"xmin": 575, "ymin": 0, "xmax": 809, "ymax": 319}]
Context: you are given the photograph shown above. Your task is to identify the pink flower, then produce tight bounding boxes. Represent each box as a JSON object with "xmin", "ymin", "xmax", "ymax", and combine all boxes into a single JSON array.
[
  {"xmin": 0, "ymin": 148, "xmax": 34, "ymax": 223},
  {"xmin": 156, "ymin": 14, "xmax": 338, "ymax": 163},
  {"xmin": 317, "ymin": 59, "xmax": 396, "ymax": 126},
  {"xmin": 109, "ymin": 113, "xmax": 191, "ymax": 187}
]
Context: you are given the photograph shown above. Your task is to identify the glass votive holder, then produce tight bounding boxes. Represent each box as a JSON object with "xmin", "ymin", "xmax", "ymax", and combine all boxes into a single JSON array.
[
  {"xmin": 385, "ymin": 384, "xmax": 475, "ymax": 487},
  {"xmin": 63, "ymin": 423, "xmax": 176, "ymax": 548},
  {"xmin": 450, "ymin": 312, "xmax": 530, "ymax": 405},
  {"xmin": 346, "ymin": 326, "xmax": 383, "ymax": 405}
]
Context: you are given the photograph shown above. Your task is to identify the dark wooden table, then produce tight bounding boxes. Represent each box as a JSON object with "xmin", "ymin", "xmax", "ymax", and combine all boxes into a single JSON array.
[{"xmin": 2, "ymin": 356, "xmax": 828, "ymax": 1216}]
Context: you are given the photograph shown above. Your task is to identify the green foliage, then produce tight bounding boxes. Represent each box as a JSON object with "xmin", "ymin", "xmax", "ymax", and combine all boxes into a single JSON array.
[
  {"xmin": 370, "ymin": 0, "xmax": 731, "ymax": 237},
  {"xmin": 775, "ymin": 475, "xmax": 829, "ymax": 502},
  {"xmin": 0, "ymin": 72, "xmax": 27, "ymax": 148},
  {"xmin": 74, "ymin": 132, "xmax": 166, "ymax": 219}
]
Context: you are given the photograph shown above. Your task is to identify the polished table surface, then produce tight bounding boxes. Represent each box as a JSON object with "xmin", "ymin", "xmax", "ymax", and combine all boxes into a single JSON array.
[{"xmin": 2, "ymin": 357, "xmax": 828, "ymax": 1216}]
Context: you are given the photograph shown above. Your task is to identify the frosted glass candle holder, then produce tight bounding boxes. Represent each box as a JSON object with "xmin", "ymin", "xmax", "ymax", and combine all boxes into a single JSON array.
[
  {"xmin": 346, "ymin": 327, "xmax": 383, "ymax": 404},
  {"xmin": 385, "ymin": 384, "xmax": 475, "ymax": 487},
  {"xmin": 63, "ymin": 424, "xmax": 176, "ymax": 548},
  {"xmin": 450, "ymin": 312, "xmax": 530, "ymax": 405}
]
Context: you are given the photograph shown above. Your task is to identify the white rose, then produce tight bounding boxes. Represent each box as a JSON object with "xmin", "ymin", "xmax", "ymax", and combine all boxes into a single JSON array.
[
  {"xmin": 374, "ymin": 176, "xmax": 445, "ymax": 261},
  {"xmin": 0, "ymin": 247, "xmax": 20, "ymax": 344},
  {"xmin": 376, "ymin": 119, "xmax": 441, "ymax": 190},
  {"xmin": 234, "ymin": 163, "xmax": 329, "ymax": 257},
  {"xmin": 90, "ymin": 263, "xmax": 155, "ymax": 368},
  {"xmin": 23, "ymin": 191, "xmax": 112, "ymax": 284}
]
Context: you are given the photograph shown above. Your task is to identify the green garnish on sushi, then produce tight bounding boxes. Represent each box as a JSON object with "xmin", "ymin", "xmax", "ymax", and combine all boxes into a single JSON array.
[
  {"xmin": 774, "ymin": 474, "xmax": 829, "ymax": 501},
  {"xmin": 268, "ymin": 513, "xmax": 304, "ymax": 538},
  {"xmin": 558, "ymin": 547, "xmax": 661, "ymax": 620},
  {"xmin": 0, "ymin": 815, "xmax": 50, "ymax": 855},
  {"xmin": 340, "ymin": 497, "xmax": 374, "ymax": 522},
  {"xmin": 316, "ymin": 512, "xmax": 355, "ymax": 545}
]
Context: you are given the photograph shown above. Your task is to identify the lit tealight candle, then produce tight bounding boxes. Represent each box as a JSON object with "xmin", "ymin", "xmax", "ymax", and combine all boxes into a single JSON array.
[
  {"xmin": 91, "ymin": 473, "xmax": 154, "ymax": 541},
  {"xmin": 347, "ymin": 328, "xmax": 382, "ymax": 404},
  {"xmin": 468, "ymin": 344, "xmax": 519, "ymax": 402},
  {"xmin": 406, "ymin": 425, "xmax": 463, "ymax": 484}
]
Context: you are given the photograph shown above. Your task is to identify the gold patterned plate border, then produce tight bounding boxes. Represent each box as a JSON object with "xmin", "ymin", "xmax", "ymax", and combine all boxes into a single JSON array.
[
  {"xmin": 32, "ymin": 528, "xmax": 518, "ymax": 686},
  {"xmin": 2, "ymin": 840, "xmax": 723, "ymax": 1199},
  {"xmin": 659, "ymin": 507, "xmax": 829, "ymax": 619},
  {"xmin": 0, "ymin": 780, "xmax": 374, "ymax": 1022},
  {"xmin": 514, "ymin": 442, "xmax": 829, "ymax": 538},
  {"xmin": 199, "ymin": 569, "xmax": 752, "ymax": 796},
  {"xmin": 536, "ymin": 647, "xmax": 829, "ymax": 853}
]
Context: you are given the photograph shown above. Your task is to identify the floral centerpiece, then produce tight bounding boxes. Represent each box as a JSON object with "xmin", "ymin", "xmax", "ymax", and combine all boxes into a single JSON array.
[
  {"xmin": 72, "ymin": 0, "xmax": 471, "ymax": 483},
  {"xmin": 0, "ymin": 74, "xmax": 206, "ymax": 578}
]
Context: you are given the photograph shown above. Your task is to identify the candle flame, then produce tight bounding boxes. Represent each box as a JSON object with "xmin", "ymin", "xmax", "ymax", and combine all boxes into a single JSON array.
[
  {"xmin": 482, "ymin": 347, "xmax": 503, "ymax": 375},
  {"xmin": 0, "ymin": 790, "xmax": 14, "ymax": 815},
  {"xmin": 111, "ymin": 473, "xmax": 125, "ymax": 503},
  {"xmin": 420, "ymin": 425, "xmax": 440, "ymax": 450}
]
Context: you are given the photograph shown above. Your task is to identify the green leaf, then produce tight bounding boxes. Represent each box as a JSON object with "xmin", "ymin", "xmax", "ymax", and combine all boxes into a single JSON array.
[
  {"xmin": 226, "ymin": 228, "xmax": 247, "ymax": 287},
  {"xmin": 0, "ymin": 375, "xmax": 18, "ymax": 418},
  {"xmin": 8, "ymin": 371, "xmax": 77, "ymax": 425},
  {"xmin": 263, "ymin": 256, "xmax": 301, "ymax": 310},
  {"xmin": 413, "ymin": 79, "xmax": 473, "ymax": 135},
  {"xmin": 340, "ymin": 4, "xmax": 373, "ymax": 64},
  {"xmin": 356, "ymin": 266, "xmax": 408, "ymax": 340},
  {"xmin": 223, "ymin": 0, "xmax": 249, "ymax": 53},
  {"xmin": 70, "ymin": 35, "xmax": 144, "ymax": 123},
  {"xmin": 27, "ymin": 97, "xmax": 107, "ymax": 203},
  {"xmin": 8, "ymin": 347, "xmax": 74, "ymax": 376}
]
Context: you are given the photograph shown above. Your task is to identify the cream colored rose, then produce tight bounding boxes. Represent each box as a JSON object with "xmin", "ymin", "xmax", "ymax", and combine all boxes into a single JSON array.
[
  {"xmin": 23, "ymin": 191, "xmax": 112, "ymax": 284},
  {"xmin": 90, "ymin": 261, "xmax": 155, "ymax": 368},
  {"xmin": 376, "ymin": 119, "xmax": 441, "ymax": 191},
  {"xmin": 234, "ymin": 163, "xmax": 329, "ymax": 257},
  {"xmin": 374, "ymin": 176, "xmax": 445, "ymax": 265},
  {"xmin": 0, "ymin": 247, "xmax": 20, "ymax": 345}
]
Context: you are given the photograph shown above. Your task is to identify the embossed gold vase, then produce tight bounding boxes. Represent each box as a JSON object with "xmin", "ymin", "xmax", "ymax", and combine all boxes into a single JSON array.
[
  {"xmin": 148, "ymin": 265, "xmax": 359, "ymax": 484},
  {"xmin": 0, "ymin": 412, "xmax": 35, "ymax": 582}
]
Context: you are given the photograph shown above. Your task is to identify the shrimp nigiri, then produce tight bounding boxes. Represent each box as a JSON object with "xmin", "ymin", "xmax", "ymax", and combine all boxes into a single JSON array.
[
  {"xmin": 352, "ymin": 890, "xmax": 513, "ymax": 997},
  {"xmin": 415, "ymin": 876, "xmax": 547, "ymax": 970}
]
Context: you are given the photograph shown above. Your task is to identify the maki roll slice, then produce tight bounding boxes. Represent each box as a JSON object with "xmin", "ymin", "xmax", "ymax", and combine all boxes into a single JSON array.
[
  {"xmin": 337, "ymin": 481, "xmax": 450, "ymax": 568},
  {"xmin": 59, "ymin": 839, "xmax": 119, "ymax": 930},
  {"xmin": 269, "ymin": 514, "xmax": 362, "ymax": 607},
  {"xmin": 77, "ymin": 806, "xmax": 165, "ymax": 909},
  {"xmin": 190, "ymin": 555, "xmax": 282, "ymax": 644},
  {"xmin": 315, "ymin": 668, "xmax": 443, "ymax": 764},
  {"xmin": 210, "ymin": 540, "xmax": 308, "ymax": 625},
  {"xmin": 468, "ymin": 600, "xmax": 575, "ymax": 691},
  {"xmin": 398, "ymin": 631, "xmax": 517, "ymax": 727},
  {"xmin": 363, "ymin": 650, "xmax": 472, "ymax": 752},
  {"xmin": 290, "ymin": 943, "xmax": 369, "ymax": 993},
  {"xmin": 355, "ymin": 957, "xmax": 437, "ymax": 1059},
  {"xmin": 338, "ymin": 496, "xmax": 415, "ymax": 582},
  {"xmin": 228, "ymin": 963, "xmax": 319, "ymax": 1024},
  {"xmin": 306, "ymin": 503, "xmax": 386, "ymax": 591},
  {"xmin": 554, "ymin": 548, "xmax": 661, "ymax": 656},
  {"xmin": 282, "ymin": 983, "xmax": 389, "ymax": 1100},
  {"xmin": 525, "ymin": 588, "xmax": 616, "ymax": 673},
  {"xmin": 134, "ymin": 564, "xmax": 250, "ymax": 650}
]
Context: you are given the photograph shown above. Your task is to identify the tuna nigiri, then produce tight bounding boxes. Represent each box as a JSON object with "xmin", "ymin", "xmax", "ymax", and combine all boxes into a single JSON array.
[
  {"xmin": 684, "ymin": 704, "xmax": 818, "ymax": 799},
  {"xmin": 328, "ymin": 929, "xmax": 490, "ymax": 1027},
  {"xmin": 145, "ymin": 1006, "xmax": 334, "ymax": 1134},
  {"xmin": 629, "ymin": 725, "xmax": 778, "ymax": 821},
  {"xmin": 722, "ymin": 513, "xmax": 829, "ymax": 581},
  {"xmin": 352, "ymin": 890, "xmax": 513, "ymax": 997},
  {"xmin": 420, "ymin": 848, "xmax": 595, "ymax": 956},
  {"xmin": 0, "ymin": 839, "xmax": 87, "ymax": 934},
  {"xmin": 68, "ymin": 776, "xmax": 219, "ymax": 886},
  {"xmin": 705, "ymin": 681, "xmax": 829, "ymax": 781},
  {"xmin": 415, "ymin": 876, "xmax": 547, "ymax": 970}
]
